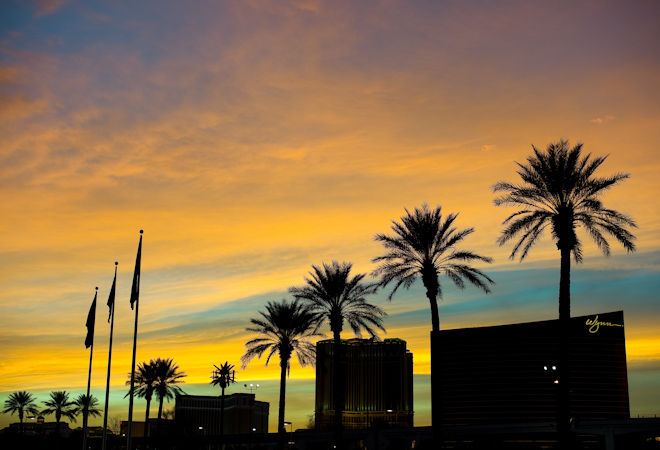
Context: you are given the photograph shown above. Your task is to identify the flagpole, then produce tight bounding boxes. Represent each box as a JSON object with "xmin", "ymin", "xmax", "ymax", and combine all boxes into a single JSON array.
[
  {"xmin": 102, "ymin": 263, "xmax": 118, "ymax": 450},
  {"xmin": 83, "ymin": 287, "xmax": 98, "ymax": 450},
  {"xmin": 127, "ymin": 230, "xmax": 143, "ymax": 450}
]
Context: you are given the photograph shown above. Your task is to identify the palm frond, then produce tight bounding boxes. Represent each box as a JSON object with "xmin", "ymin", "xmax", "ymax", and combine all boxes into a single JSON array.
[
  {"xmin": 241, "ymin": 298, "xmax": 325, "ymax": 373},
  {"xmin": 493, "ymin": 139, "xmax": 636, "ymax": 262},
  {"xmin": 372, "ymin": 203, "xmax": 494, "ymax": 302},
  {"xmin": 41, "ymin": 391, "xmax": 77, "ymax": 423}
]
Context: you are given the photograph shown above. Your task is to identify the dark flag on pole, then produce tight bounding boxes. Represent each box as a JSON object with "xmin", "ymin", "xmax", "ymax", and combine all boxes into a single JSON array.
[
  {"xmin": 126, "ymin": 231, "xmax": 143, "ymax": 449},
  {"xmin": 130, "ymin": 230, "xmax": 143, "ymax": 310},
  {"xmin": 107, "ymin": 268, "xmax": 116, "ymax": 323},
  {"xmin": 85, "ymin": 288, "xmax": 98, "ymax": 349}
]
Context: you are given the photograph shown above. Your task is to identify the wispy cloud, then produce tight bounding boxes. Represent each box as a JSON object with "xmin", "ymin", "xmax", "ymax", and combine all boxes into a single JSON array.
[
  {"xmin": 33, "ymin": 0, "xmax": 69, "ymax": 17},
  {"xmin": 590, "ymin": 115, "xmax": 615, "ymax": 124}
]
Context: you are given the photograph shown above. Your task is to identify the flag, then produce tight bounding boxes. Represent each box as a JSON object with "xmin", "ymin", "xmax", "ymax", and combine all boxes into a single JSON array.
[
  {"xmin": 107, "ymin": 264, "xmax": 117, "ymax": 323},
  {"xmin": 130, "ymin": 231, "xmax": 143, "ymax": 310},
  {"xmin": 85, "ymin": 289, "xmax": 97, "ymax": 349}
]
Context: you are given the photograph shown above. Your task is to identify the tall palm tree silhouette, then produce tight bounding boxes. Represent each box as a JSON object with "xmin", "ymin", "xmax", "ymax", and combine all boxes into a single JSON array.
[
  {"xmin": 241, "ymin": 299, "xmax": 323, "ymax": 450},
  {"xmin": 371, "ymin": 203, "xmax": 494, "ymax": 444},
  {"xmin": 73, "ymin": 393, "xmax": 101, "ymax": 420},
  {"xmin": 290, "ymin": 261, "xmax": 385, "ymax": 450},
  {"xmin": 210, "ymin": 361, "xmax": 236, "ymax": 447},
  {"xmin": 125, "ymin": 359, "xmax": 158, "ymax": 437},
  {"xmin": 493, "ymin": 140, "xmax": 637, "ymax": 444},
  {"xmin": 2, "ymin": 391, "xmax": 40, "ymax": 435},
  {"xmin": 153, "ymin": 357, "xmax": 186, "ymax": 436},
  {"xmin": 41, "ymin": 391, "xmax": 77, "ymax": 434}
]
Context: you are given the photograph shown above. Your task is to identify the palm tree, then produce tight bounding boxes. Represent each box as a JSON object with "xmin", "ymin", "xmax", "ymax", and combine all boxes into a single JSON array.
[
  {"xmin": 2, "ymin": 391, "xmax": 40, "ymax": 435},
  {"xmin": 210, "ymin": 361, "xmax": 236, "ymax": 447},
  {"xmin": 73, "ymin": 393, "xmax": 101, "ymax": 419},
  {"xmin": 371, "ymin": 203, "xmax": 494, "ymax": 445},
  {"xmin": 492, "ymin": 140, "xmax": 637, "ymax": 318},
  {"xmin": 372, "ymin": 203, "xmax": 494, "ymax": 331},
  {"xmin": 41, "ymin": 391, "xmax": 77, "ymax": 433},
  {"xmin": 153, "ymin": 357, "xmax": 186, "ymax": 436},
  {"xmin": 241, "ymin": 299, "xmax": 323, "ymax": 450},
  {"xmin": 125, "ymin": 359, "xmax": 158, "ymax": 437},
  {"xmin": 492, "ymin": 140, "xmax": 637, "ymax": 444},
  {"xmin": 290, "ymin": 261, "xmax": 386, "ymax": 449}
]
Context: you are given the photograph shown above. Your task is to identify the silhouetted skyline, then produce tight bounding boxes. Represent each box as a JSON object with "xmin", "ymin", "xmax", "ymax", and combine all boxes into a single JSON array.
[{"xmin": 1, "ymin": 0, "xmax": 659, "ymax": 435}]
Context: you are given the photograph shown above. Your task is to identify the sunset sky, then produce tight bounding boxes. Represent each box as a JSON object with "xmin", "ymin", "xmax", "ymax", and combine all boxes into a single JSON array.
[{"xmin": 1, "ymin": 0, "xmax": 659, "ymax": 433}]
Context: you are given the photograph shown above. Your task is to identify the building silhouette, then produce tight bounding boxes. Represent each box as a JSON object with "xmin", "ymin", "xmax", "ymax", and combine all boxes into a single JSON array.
[
  {"xmin": 175, "ymin": 393, "xmax": 268, "ymax": 436},
  {"xmin": 315, "ymin": 337, "xmax": 414, "ymax": 430},
  {"xmin": 439, "ymin": 310, "xmax": 630, "ymax": 425},
  {"xmin": 7, "ymin": 418, "xmax": 72, "ymax": 437}
]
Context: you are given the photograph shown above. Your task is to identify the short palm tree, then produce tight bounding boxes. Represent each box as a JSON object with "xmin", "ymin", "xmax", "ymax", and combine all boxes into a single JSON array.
[
  {"xmin": 73, "ymin": 393, "xmax": 101, "ymax": 419},
  {"xmin": 161, "ymin": 408, "xmax": 175, "ymax": 420},
  {"xmin": 371, "ymin": 203, "xmax": 494, "ymax": 444},
  {"xmin": 41, "ymin": 391, "xmax": 77, "ymax": 432},
  {"xmin": 153, "ymin": 357, "xmax": 186, "ymax": 435},
  {"xmin": 2, "ymin": 391, "xmax": 40, "ymax": 435},
  {"xmin": 290, "ymin": 261, "xmax": 386, "ymax": 449},
  {"xmin": 493, "ymin": 140, "xmax": 637, "ymax": 443},
  {"xmin": 210, "ymin": 361, "xmax": 236, "ymax": 446},
  {"xmin": 125, "ymin": 360, "xmax": 158, "ymax": 437},
  {"xmin": 241, "ymin": 299, "xmax": 323, "ymax": 450}
]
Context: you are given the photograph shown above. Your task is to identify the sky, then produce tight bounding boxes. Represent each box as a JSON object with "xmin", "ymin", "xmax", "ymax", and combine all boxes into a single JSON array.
[{"xmin": 1, "ymin": 0, "xmax": 659, "ymax": 433}]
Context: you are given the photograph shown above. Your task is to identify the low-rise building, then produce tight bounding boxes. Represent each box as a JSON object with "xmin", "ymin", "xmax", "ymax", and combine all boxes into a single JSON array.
[{"xmin": 175, "ymin": 393, "xmax": 268, "ymax": 436}]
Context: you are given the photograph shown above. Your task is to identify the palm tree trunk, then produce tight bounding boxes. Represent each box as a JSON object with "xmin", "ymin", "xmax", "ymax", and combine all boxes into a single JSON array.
[
  {"xmin": 144, "ymin": 397, "xmax": 151, "ymax": 438},
  {"xmin": 431, "ymin": 329, "xmax": 443, "ymax": 447},
  {"xmin": 277, "ymin": 358, "xmax": 288, "ymax": 450},
  {"xmin": 428, "ymin": 294, "xmax": 440, "ymax": 333},
  {"xmin": 422, "ymin": 268, "xmax": 440, "ymax": 333},
  {"xmin": 157, "ymin": 398, "xmax": 164, "ymax": 437},
  {"xmin": 56, "ymin": 414, "xmax": 61, "ymax": 448},
  {"xmin": 559, "ymin": 246, "xmax": 571, "ymax": 321},
  {"xmin": 220, "ymin": 387, "xmax": 225, "ymax": 449},
  {"xmin": 333, "ymin": 331, "xmax": 343, "ymax": 450},
  {"xmin": 423, "ymin": 272, "xmax": 442, "ymax": 447},
  {"xmin": 558, "ymin": 246, "xmax": 572, "ymax": 447}
]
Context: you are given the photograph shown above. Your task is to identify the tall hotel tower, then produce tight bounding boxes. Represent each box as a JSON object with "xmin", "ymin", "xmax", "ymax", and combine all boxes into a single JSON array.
[{"xmin": 315, "ymin": 338, "xmax": 414, "ymax": 430}]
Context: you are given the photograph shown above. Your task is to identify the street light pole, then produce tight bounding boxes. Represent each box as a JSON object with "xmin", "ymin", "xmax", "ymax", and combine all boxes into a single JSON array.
[{"xmin": 283, "ymin": 421, "xmax": 293, "ymax": 449}]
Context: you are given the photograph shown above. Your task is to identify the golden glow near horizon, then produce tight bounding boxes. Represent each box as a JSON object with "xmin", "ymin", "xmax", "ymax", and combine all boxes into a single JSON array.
[{"xmin": 1, "ymin": 0, "xmax": 659, "ymax": 431}]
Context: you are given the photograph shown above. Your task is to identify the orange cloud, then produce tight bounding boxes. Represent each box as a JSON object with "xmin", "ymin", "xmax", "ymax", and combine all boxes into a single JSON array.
[
  {"xmin": 33, "ymin": 0, "xmax": 70, "ymax": 17},
  {"xmin": 590, "ymin": 115, "xmax": 615, "ymax": 125}
]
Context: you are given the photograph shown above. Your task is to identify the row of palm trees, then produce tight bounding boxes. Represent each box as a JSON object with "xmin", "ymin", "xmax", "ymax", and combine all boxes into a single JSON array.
[
  {"xmin": 2, "ymin": 390, "xmax": 101, "ymax": 436},
  {"xmin": 124, "ymin": 357, "xmax": 186, "ymax": 438},
  {"xmin": 237, "ymin": 243, "xmax": 492, "ymax": 449},
  {"xmin": 2, "ymin": 360, "xmax": 186, "ymax": 437},
  {"xmin": 234, "ymin": 140, "xmax": 637, "ymax": 449}
]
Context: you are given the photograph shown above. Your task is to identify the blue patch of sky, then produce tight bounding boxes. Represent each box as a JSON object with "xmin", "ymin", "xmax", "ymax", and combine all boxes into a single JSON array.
[
  {"xmin": 0, "ymin": 2, "xmax": 30, "ymax": 38},
  {"xmin": 379, "ymin": 258, "xmax": 659, "ymax": 329},
  {"xmin": 141, "ymin": 290, "xmax": 296, "ymax": 338},
  {"xmin": 135, "ymin": 248, "xmax": 660, "ymax": 349},
  {"xmin": 1, "ymin": 2, "xmax": 121, "ymax": 58}
]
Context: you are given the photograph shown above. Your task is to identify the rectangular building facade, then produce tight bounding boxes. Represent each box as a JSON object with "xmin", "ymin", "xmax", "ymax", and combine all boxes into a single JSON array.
[
  {"xmin": 315, "ymin": 338, "xmax": 414, "ymax": 430},
  {"xmin": 175, "ymin": 393, "xmax": 268, "ymax": 436},
  {"xmin": 439, "ymin": 310, "xmax": 630, "ymax": 425}
]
